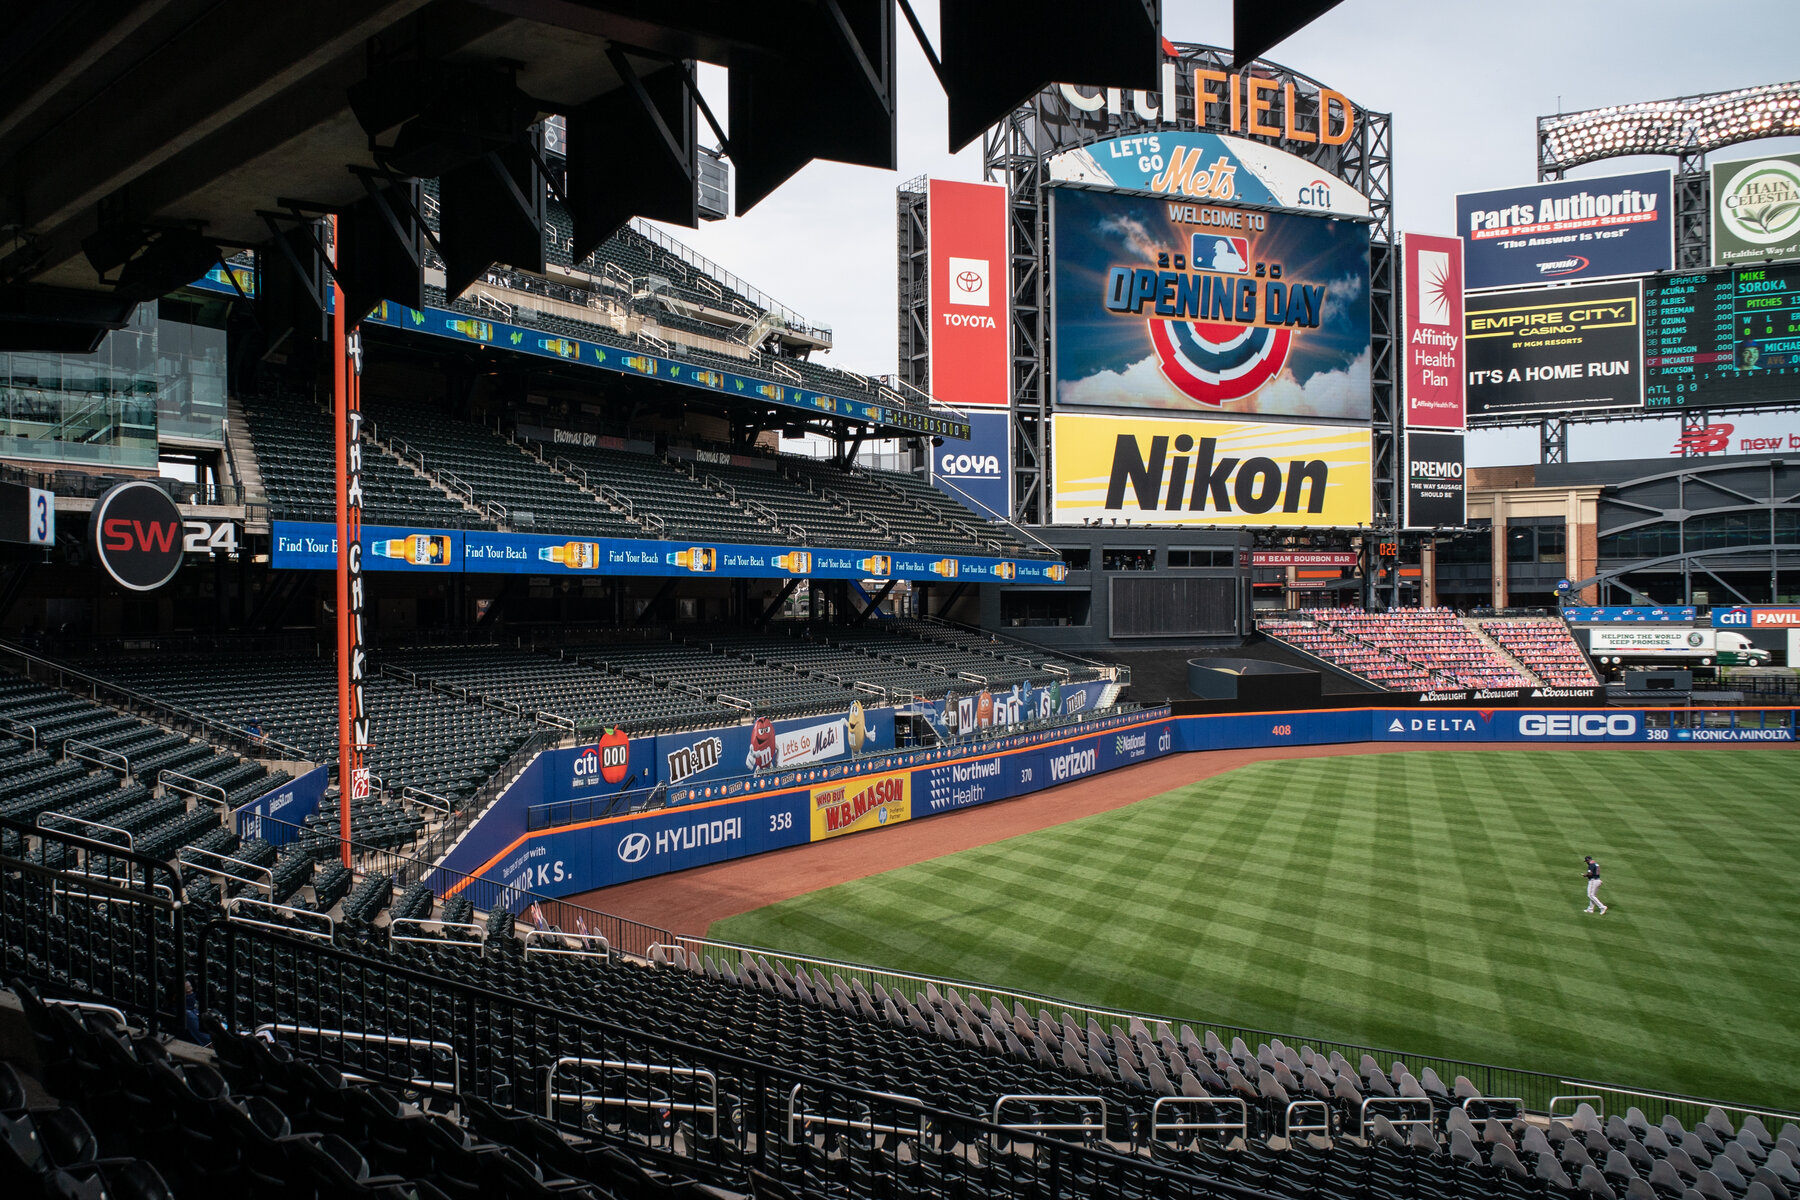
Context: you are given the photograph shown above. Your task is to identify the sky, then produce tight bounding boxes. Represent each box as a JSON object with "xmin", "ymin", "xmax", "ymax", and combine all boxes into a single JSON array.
[{"xmin": 650, "ymin": 0, "xmax": 1800, "ymax": 467}]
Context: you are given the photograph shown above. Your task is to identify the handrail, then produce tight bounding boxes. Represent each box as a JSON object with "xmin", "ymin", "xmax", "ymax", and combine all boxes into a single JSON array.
[
  {"xmin": 228, "ymin": 896, "xmax": 333, "ymax": 941},
  {"xmin": 1151, "ymin": 1096, "xmax": 1246, "ymax": 1140},
  {"xmin": 787, "ymin": 1083, "xmax": 924, "ymax": 1144},
  {"xmin": 399, "ymin": 785, "xmax": 451, "ymax": 814},
  {"xmin": 38, "ymin": 810, "xmax": 134, "ymax": 850},
  {"xmin": 523, "ymin": 928, "xmax": 609, "ymax": 960},
  {"xmin": 390, "ymin": 917, "xmax": 484, "ymax": 948},
  {"xmin": 1283, "ymin": 1098, "xmax": 1332, "ymax": 1140},
  {"xmin": 256, "ymin": 1023, "xmax": 459, "ymax": 1094},
  {"xmin": 1360, "ymin": 1095, "xmax": 1433, "ymax": 1137},
  {"xmin": 160, "ymin": 769, "xmax": 229, "ymax": 810},
  {"xmin": 1558, "ymin": 1081, "xmax": 1800, "ymax": 1126},
  {"xmin": 178, "ymin": 845, "xmax": 273, "ymax": 895},
  {"xmin": 0, "ymin": 640, "xmax": 310, "ymax": 762},
  {"xmin": 544, "ymin": 1057, "xmax": 718, "ymax": 1136},
  {"xmin": 991, "ymin": 1094, "xmax": 1108, "ymax": 1136},
  {"xmin": 1549, "ymin": 1094, "xmax": 1605, "ymax": 1121},
  {"xmin": 63, "ymin": 737, "xmax": 129, "ymax": 777}
]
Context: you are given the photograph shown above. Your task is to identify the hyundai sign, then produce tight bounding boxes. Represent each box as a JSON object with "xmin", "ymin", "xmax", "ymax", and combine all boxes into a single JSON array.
[
  {"xmin": 930, "ymin": 410, "xmax": 1010, "ymax": 521},
  {"xmin": 1456, "ymin": 170, "xmax": 1674, "ymax": 291}
]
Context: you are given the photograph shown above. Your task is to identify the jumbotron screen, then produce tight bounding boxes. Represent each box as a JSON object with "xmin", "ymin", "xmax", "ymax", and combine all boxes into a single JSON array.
[{"xmin": 1644, "ymin": 263, "xmax": 1800, "ymax": 410}]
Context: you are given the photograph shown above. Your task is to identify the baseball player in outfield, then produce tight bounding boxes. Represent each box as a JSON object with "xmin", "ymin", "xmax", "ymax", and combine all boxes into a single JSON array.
[{"xmin": 1583, "ymin": 856, "xmax": 1607, "ymax": 914}]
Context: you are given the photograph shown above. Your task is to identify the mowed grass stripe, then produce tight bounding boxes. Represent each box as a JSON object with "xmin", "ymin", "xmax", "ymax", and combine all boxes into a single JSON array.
[{"xmin": 710, "ymin": 748, "xmax": 1800, "ymax": 1109}]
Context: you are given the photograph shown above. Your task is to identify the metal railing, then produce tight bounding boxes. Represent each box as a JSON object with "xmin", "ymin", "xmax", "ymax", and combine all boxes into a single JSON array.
[
  {"xmin": 677, "ymin": 936, "xmax": 1800, "ymax": 1130},
  {"xmin": 63, "ymin": 737, "xmax": 129, "ymax": 777},
  {"xmin": 1, "ymin": 815, "xmax": 187, "ymax": 1033},
  {"xmin": 201, "ymin": 920, "xmax": 1276, "ymax": 1198},
  {"xmin": 0, "ymin": 640, "xmax": 312, "ymax": 763},
  {"xmin": 249, "ymin": 809, "xmax": 671, "ymax": 959}
]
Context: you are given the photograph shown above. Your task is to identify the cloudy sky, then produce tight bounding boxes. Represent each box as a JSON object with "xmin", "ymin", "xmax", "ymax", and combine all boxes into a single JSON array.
[{"xmin": 652, "ymin": 0, "xmax": 1800, "ymax": 466}]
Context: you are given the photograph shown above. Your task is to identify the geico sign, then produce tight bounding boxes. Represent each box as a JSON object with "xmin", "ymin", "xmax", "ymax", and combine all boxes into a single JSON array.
[{"xmin": 1518, "ymin": 713, "xmax": 1637, "ymax": 738}]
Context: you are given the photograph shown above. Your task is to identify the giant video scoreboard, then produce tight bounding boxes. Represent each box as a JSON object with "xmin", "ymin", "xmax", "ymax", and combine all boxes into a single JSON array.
[{"xmin": 1644, "ymin": 263, "xmax": 1800, "ymax": 410}]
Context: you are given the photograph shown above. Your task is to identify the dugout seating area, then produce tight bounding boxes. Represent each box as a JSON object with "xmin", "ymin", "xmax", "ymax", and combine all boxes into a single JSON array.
[
  {"xmin": 1480, "ymin": 620, "xmax": 1601, "ymax": 687},
  {"xmin": 1260, "ymin": 609, "xmax": 1576, "ymax": 692}
]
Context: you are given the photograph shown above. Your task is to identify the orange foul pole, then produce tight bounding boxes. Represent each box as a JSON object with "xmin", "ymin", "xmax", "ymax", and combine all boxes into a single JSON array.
[{"xmin": 332, "ymin": 218, "xmax": 367, "ymax": 868}]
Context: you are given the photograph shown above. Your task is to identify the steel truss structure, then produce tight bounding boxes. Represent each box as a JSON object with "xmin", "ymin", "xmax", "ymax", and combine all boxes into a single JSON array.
[
  {"xmin": 898, "ymin": 44, "xmax": 1396, "ymax": 543},
  {"xmin": 1516, "ymin": 82, "xmax": 1800, "ymax": 459}
]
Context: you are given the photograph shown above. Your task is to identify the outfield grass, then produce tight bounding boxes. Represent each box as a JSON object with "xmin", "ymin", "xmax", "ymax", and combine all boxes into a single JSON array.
[{"xmin": 710, "ymin": 749, "xmax": 1800, "ymax": 1110}]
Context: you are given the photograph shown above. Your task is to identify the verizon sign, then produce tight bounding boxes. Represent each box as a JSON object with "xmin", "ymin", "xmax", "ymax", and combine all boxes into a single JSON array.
[
  {"xmin": 1401, "ymin": 232, "xmax": 1466, "ymax": 430},
  {"xmin": 927, "ymin": 179, "xmax": 1009, "ymax": 407}
]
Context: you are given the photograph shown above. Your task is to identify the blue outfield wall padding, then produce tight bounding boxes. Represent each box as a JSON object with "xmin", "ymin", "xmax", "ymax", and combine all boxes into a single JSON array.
[
  {"xmin": 432, "ymin": 704, "xmax": 1794, "ymax": 903},
  {"xmin": 233, "ymin": 765, "xmax": 330, "ymax": 847}
]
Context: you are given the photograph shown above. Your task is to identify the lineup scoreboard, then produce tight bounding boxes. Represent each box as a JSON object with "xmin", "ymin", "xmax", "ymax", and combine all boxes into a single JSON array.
[{"xmin": 1644, "ymin": 263, "xmax": 1800, "ymax": 410}]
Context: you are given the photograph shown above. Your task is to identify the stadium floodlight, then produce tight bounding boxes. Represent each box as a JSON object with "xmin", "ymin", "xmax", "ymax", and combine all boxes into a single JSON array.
[{"xmin": 1539, "ymin": 81, "xmax": 1800, "ymax": 172}]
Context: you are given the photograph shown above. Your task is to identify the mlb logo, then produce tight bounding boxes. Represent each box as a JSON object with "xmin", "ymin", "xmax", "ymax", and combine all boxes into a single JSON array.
[
  {"xmin": 947, "ymin": 256, "xmax": 989, "ymax": 307},
  {"xmin": 1191, "ymin": 234, "xmax": 1250, "ymax": 273}
]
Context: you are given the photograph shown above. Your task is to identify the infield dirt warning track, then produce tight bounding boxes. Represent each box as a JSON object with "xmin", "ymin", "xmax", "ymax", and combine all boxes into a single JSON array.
[{"xmin": 566, "ymin": 741, "xmax": 1706, "ymax": 937}]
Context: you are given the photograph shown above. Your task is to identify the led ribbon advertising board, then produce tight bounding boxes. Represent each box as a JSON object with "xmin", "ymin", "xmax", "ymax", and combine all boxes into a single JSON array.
[
  {"xmin": 1050, "ymin": 187, "xmax": 1371, "ymax": 419},
  {"xmin": 1464, "ymin": 280, "xmax": 1644, "ymax": 419}
]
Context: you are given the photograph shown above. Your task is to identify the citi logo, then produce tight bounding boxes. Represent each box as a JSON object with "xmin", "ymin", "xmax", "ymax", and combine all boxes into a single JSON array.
[
  {"xmin": 1715, "ymin": 608, "xmax": 1750, "ymax": 626},
  {"xmin": 1296, "ymin": 180, "xmax": 1334, "ymax": 208},
  {"xmin": 1048, "ymin": 747, "xmax": 1097, "ymax": 781},
  {"xmin": 617, "ymin": 833, "xmax": 650, "ymax": 863},
  {"xmin": 1536, "ymin": 256, "xmax": 1590, "ymax": 276}
]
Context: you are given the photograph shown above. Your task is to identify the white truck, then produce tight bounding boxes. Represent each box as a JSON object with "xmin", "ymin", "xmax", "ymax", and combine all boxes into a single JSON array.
[{"xmin": 1586, "ymin": 626, "xmax": 1771, "ymax": 669}]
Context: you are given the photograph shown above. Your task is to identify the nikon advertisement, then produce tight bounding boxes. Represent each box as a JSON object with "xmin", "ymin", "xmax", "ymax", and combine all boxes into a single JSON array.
[
  {"xmin": 1049, "ymin": 412, "xmax": 1371, "ymax": 528},
  {"xmin": 1464, "ymin": 281, "xmax": 1644, "ymax": 418},
  {"xmin": 1712, "ymin": 153, "xmax": 1800, "ymax": 267},
  {"xmin": 1404, "ymin": 431, "xmax": 1466, "ymax": 529}
]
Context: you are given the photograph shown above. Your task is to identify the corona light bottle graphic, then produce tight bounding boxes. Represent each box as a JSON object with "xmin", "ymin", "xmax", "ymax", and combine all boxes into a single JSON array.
[
  {"xmin": 667, "ymin": 547, "xmax": 717, "ymax": 572},
  {"xmin": 757, "ymin": 383, "xmax": 782, "ymax": 401},
  {"xmin": 538, "ymin": 541, "xmax": 600, "ymax": 569},
  {"xmin": 776, "ymin": 551, "xmax": 813, "ymax": 573},
  {"xmin": 993, "ymin": 562, "xmax": 1017, "ymax": 581},
  {"xmin": 860, "ymin": 554, "xmax": 892, "ymax": 576},
  {"xmin": 694, "ymin": 370, "xmax": 723, "ymax": 388},
  {"xmin": 448, "ymin": 318, "xmax": 492, "ymax": 341},
  {"xmin": 1045, "ymin": 562, "xmax": 1070, "ymax": 582},
  {"xmin": 537, "ymin": 337, "xmax": 579, "ymax": 358},
  {"xmin": 621, "ymin": 355, "xmax": 656, "ymax": 375},
  {"xmin": 371, "ymin": 534, "xmax": 453, "ymax": 565},
  {"xmin": 929, "ymin": 558, "xmax": 959, "ymax": 579}
]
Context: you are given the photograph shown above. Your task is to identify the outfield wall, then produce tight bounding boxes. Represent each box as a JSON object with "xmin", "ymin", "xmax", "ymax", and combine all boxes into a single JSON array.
[{"xmin": 433, "ymin": 705, "xmax": 1794, "ymax": 905}]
